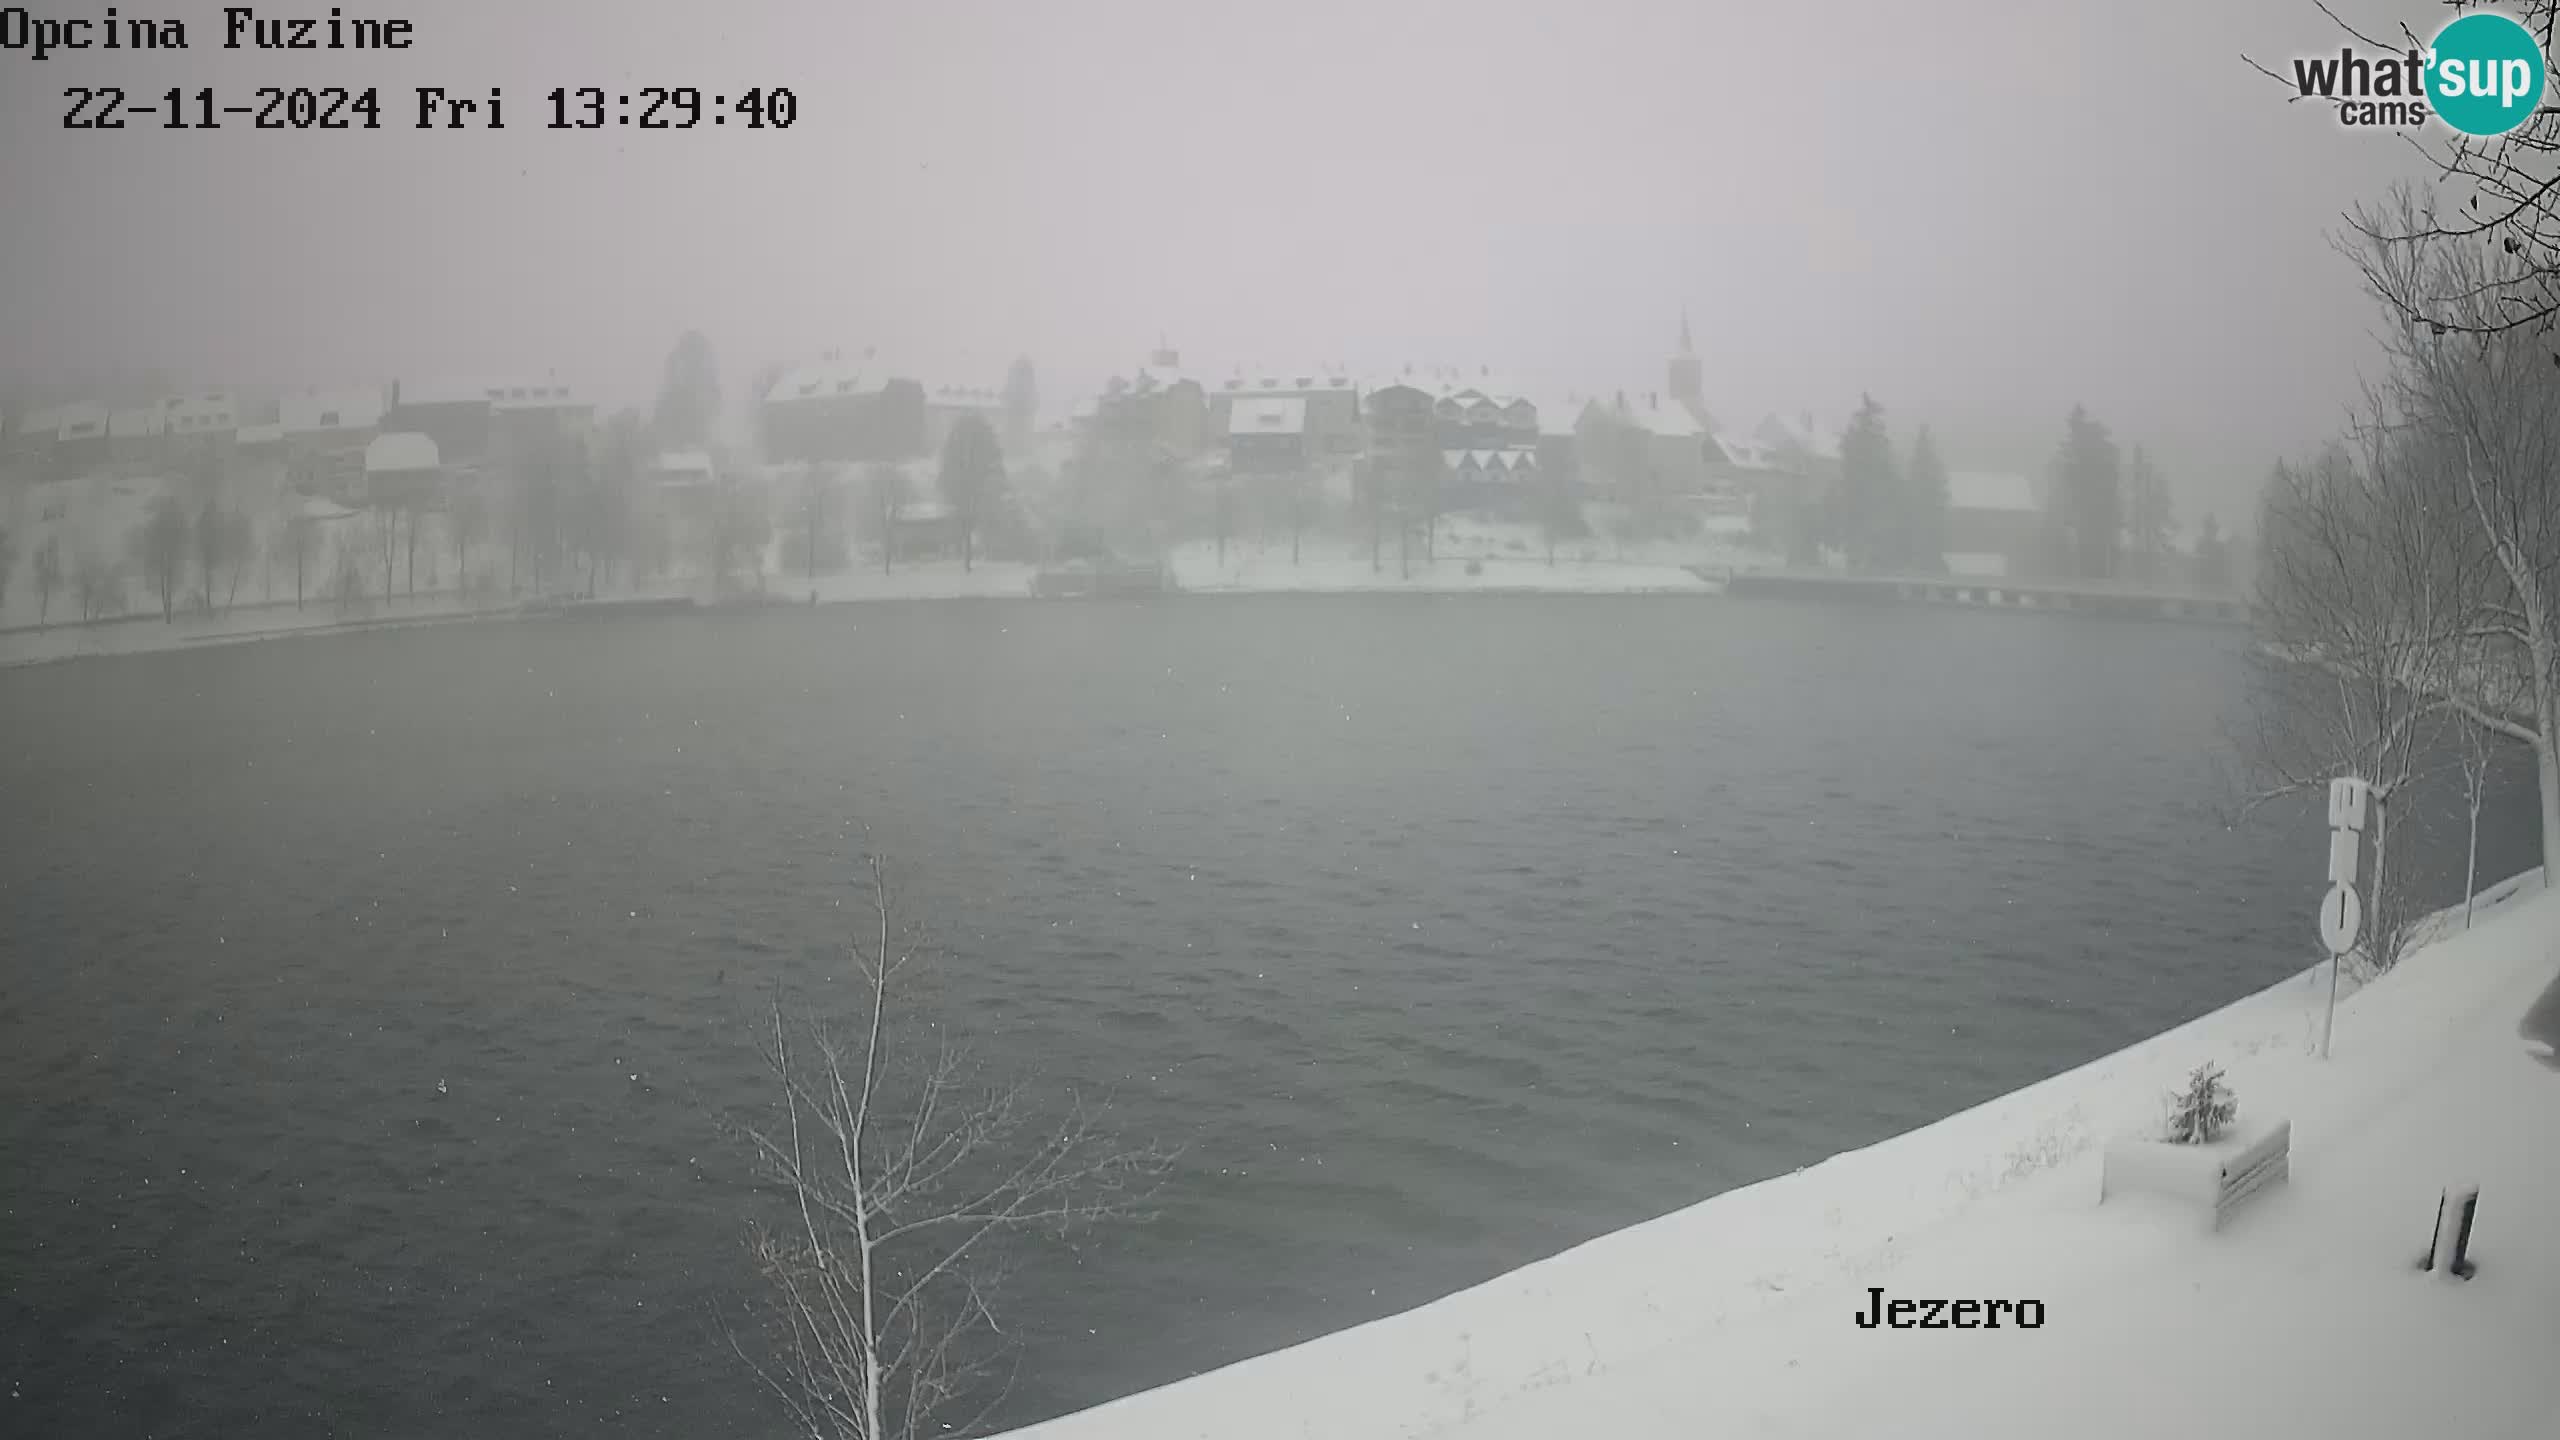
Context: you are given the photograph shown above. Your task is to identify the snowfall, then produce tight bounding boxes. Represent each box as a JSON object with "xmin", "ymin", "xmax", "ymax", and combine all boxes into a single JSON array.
[{"xmin": 993, "ymin": 870, "xmax": 2560, "ymax": 1440}]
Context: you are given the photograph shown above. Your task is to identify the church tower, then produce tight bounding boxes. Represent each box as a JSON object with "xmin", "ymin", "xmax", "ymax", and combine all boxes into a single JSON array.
[{"xmin": 1667, "ymin": 306, "xmax": 1706, "ymax": 426}]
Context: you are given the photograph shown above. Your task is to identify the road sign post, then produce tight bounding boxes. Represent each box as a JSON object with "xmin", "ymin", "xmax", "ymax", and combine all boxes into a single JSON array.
[{"xmin": 2319, "ymin": 776, "xmax": 2368, "ymax": 1059}]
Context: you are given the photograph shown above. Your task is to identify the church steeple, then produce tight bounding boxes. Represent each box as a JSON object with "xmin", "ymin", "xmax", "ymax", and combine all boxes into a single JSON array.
[{"xmin": 1668, "ymin": 304, "xmax": 1705, "ymax": 424}]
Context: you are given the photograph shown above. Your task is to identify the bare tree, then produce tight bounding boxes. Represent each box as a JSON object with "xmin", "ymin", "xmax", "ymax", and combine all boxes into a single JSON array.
[
  {"xmin": 449, "ymin": 488, "xmax": 489, "ymax": 598},
  {"xmin": 329, "ymin": 532, "xmax": 371, "ymax": 616},
  {"xmin": 708, "ymin": 481, "xmax": 773, "ymax": 595},
  {"xmin": 785, "ymin": 462, "xmax": 845, "ymax": 586},
  {"xmin": 2360, "ymin": 192, "xmax": 2560, "ymax": 866},
  {"xmin": 2453, "ymin": 705, "xmax": 2500, "ymax": 930},
  {"xmin": 33, "ymin": 534, "xmax": 61, "ymax": 627},
  {"xmin": 2245, "ymin": 418, "xmax": 2472, "ymax": 974},
  {"xmin": 2329, "ymin": 2, "xmax": 2560, "ymax": 341},
  {"xmin": 132, "ymin": 495, "xmax": 189, "ymax": 623},
  {"xmin": 194, "ymin": 500, "xmax": 255, "ymax": 614},
  {"xmin": 730, "ymin": 859, "xmax": 1176, "ymax": 1440},
  {"xmin": 220, "ymin": 508, "xmax": 257, "ymax": 612},
  {"xmin": 194, "ymin": 496, "xmax": 222, "ymax": 614},
  {"xmin": 277, "ymin": 512, "xmax": 317, "ymax": 611},
  {"xmin": 371, "ymin": 503, "xmax": 401, "ymax": 603},
  {"xmin": 73, "ymin": 544, "xmax": 126, "ymax": 621},
  {"xmin": 937, "ymin": 416, "xmax": 1005, "ymax": 573},
  {"xmin": 866, "ymin": 463, "xmax": 908, "ymax": 576}
]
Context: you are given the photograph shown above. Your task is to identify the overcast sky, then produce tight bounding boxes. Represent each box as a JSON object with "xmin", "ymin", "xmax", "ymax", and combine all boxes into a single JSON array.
[{"xmin": 0, "ymin": 0, "xmax": 2442, "ymax": 526}]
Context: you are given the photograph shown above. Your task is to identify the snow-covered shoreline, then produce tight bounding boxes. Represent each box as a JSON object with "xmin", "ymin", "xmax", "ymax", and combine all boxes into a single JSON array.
[
  {"xmin": 993, "ymin": 869, "xmax": 2557, "ymax": 1440},
  {"xmin": 0, "ymin": 556, "xmax": 1730, "ymax": 669}
]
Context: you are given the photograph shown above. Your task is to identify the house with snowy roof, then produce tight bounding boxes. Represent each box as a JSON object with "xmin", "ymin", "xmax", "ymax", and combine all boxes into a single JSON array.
[
  {"xmin": 386, "ymin": 379, "xmax": 503, "ymax": 466},
  {"xmin": 488, "ymin": 382, "xmax": 596, "ymax": 478},
  {"xmin": 762, "ymin": 351, "xmax": 928, "ymax": 464},
  {"xmin": 161, "ymin": 391, "xmax": 239, "ymax": 467},
  {"xmin": 364, "ymin": 431, "xmax": 443, "ymax": 509},
  {"xmin": 1227, "ymin": 394, "xmax": 1310, "ymax": 476},
  {"xmin": 281, "ymin": 386, "xmax": 387, "ymax": 499},
  {"xmin": 281, "ymin": 386, "xmax": 386, "ymax": 446},
  {"xmin": 51, "ymin": 403, "xmax": 110, "ymax": 476},
  {"xmin": 1697, "ymin": 415, "xmax": 1839, "ymax": 560},
  {"xmin": 5, "ymin": 404, "xmax": 75, "ymax": 474},
  {"xmin": 6, "ymin": 405, "xmax": 59, "ymax": 467},
  {"xmin": 1440, "ymin": 445, "xmax": 1541, "ymax": 506},
  {"xmin": 1088, "ymin": 346, "xmax": 1211, "ymax": 460},
  {"xmin": 1209, "ymin": 369, "xmax": 1362, "ymax": 461},
  {"xmin": 107, "ymin": 405, "xmax": 169, "ymax": 464},
  {"xmin": 1620, "ymin": 391, "xmax": 1713, "ymax": 497},
  {"xmin": 1942, "ymin": 470, "xmax": 2041, "ymax": 578},
  {"xmin": 233, "ymin": 423, "xmax": 285, "ymax": 460}
]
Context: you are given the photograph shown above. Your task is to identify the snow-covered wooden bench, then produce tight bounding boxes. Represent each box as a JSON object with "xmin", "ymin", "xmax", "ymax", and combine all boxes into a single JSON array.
[{"xmin": 2099, "ymin": 1120, "xmax": 2290, "ymax": 1230}]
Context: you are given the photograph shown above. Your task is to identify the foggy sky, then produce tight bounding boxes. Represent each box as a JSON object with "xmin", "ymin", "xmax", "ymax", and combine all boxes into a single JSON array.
[{"xmin": 0, "ymin": 0, "xmax": 2441, "ymax": 525}]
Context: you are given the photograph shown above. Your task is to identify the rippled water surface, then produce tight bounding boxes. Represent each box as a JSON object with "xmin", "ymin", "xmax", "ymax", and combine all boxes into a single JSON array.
[{"xmin": 0, "ymin": 597, "xmax": 2535, "ymax": 1437}]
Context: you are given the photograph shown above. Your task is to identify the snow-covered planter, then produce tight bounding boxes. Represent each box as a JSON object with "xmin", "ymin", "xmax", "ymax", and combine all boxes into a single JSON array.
[{"xmin": 2099, "ymin": 1065, "xmax": 2290, "ymax": 1230}]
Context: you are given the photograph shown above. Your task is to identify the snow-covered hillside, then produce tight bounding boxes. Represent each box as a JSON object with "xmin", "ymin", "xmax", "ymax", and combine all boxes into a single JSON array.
[{"xmin": 997, "ymin": 871, "xmax": 2558, "ymax": 1440}]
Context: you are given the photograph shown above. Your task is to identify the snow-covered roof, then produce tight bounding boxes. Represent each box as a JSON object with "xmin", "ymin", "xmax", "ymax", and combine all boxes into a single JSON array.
[
  {"xmin": 1947, "ymin": 470, "xmax": 2037, "ymax": 513},
  {"xmin": 1529, "ymin": 395, "xmax": 1597, "ymax": 437},
  {"xmin": 163, "ymin": 392, "xmax": 236, "ymax": 433},
  {"xmin": 235, "ymin": 423, "xmax": 285, "ymax": 447},
  {"xmin": 1755, "ymin": 412, "xmax": 1841, "ymax": 462},
  {"xmin": 109, "ymin": 407, "xmax": 168, "ymax": 440},
  {"xmin": 1229, "ymin": 397, "xmax": 1308, "ymax": 436},
  {"xmin": 767, "ymin": 353, "xmax": 911, "ymax": 405},
  {"xmin": 1709, "ymin": 432, "xmax": 1786, "ymax": 470},
  {"xmin": 926, "ymin": 385, "xmax": 1003, "ymax": 410},
  {"xmin": 56, "ymin": 403, "xmax": 107, "ymax": 440},
  {"xmin": 391, "ymin": 377, "xmax": 582, "ymax": 411},
  {"xmin": 1436, "ymin": 388, "xmax": 1535, "ymax": 417},
  {"xmin": 392, "ymin": 377, "xmax": 493, "ymax": 408},
  {"xmin": 893, "ymin": 499, "xmax": 954, "ymax": 523},
  {"xmin": 1627, "ymin": 398, "xmax": 1703, "ymax": 439},
  {"xmin": 282, "ymin": 387, "xmax": 387, "ymax": 434},
  {"xmin": 365, "ymin": 431, "xmax": 440, "ymax": 473},
  {"xmin": 490, "ymin": 383, "xmax": 585, "ymax": 413},
  {"xmin": 1215, "ymin": 368, "xmax": 1358, "ymax": 397}
]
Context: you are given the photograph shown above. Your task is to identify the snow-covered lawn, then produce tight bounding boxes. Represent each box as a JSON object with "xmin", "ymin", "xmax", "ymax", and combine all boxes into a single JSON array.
[
  {"xmin": 0, "ymin": 592, "xmax": 514, "ymax": 667},
  {"xmin": 1166, "ymin": 537, "xmax": 1716, "ymax": 595},
  {"xmin": 757, "ymin": 562, "xmax": 1039, "ymax": 604},
  {"xmin": 999, "ymin": 870, "xmax": 2559, "ymax": 1440}
]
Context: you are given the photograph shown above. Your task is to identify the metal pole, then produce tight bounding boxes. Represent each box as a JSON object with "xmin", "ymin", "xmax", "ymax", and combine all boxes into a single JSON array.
[{"xmin": 2320, "ymin": 952, "xmax": 2339, "ymax": 1060}]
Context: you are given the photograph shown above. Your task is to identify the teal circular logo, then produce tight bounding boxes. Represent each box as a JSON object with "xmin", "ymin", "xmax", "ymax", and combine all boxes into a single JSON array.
[{"xmin": 2429, "ymin": 11, "xmax": 2549, "ymax": 137}]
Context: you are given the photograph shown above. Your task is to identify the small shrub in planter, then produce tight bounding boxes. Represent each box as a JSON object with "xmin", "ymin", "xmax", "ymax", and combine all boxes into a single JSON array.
[{"xmin": 2162, "ymin": 1062, "xmax": 2238, "ymax": 1145}]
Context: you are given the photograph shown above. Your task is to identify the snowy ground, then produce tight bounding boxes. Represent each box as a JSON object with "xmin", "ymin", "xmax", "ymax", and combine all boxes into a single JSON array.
[
  {"xmin": 1164, "ymin": 515, "xmax": 1758, "ymax": 596},
  {"xmin": 739, "ymin": 561, "xmax": 1039, "ymax": 604},
  {"xmin": 0, "ymin": 520, "xmax": 1769, "ymax": 667},
  {"xmin": 0, "ymin": 591, "xmax": 515, "ymax": 667},
  {"xmin": 997, "ymin": 870, "xmax": 2559, "ymax": 1440}
]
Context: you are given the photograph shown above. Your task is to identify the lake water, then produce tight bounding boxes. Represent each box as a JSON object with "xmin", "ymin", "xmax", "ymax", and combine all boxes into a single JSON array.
[{"xmin": 0, "ymin": 596, "xmax": 2536, "ymax": 1437}]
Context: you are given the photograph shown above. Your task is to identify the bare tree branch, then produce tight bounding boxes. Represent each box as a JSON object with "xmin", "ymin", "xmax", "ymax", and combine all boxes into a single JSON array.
[{"xmin": 727, "ymin": 856, "xmax": 1179, "ymax": 1439}]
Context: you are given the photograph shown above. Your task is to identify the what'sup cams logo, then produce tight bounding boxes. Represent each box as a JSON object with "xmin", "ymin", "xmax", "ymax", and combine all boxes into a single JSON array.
[{"xmin": 2289, "ymin": 9, "xmax": 2550, "ymax": 134}]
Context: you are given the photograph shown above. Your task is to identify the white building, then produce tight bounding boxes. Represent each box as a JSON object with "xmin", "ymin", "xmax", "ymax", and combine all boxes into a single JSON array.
[{"xmin": 1943, "ymin": 470, "xmax": 2041, "ymax": 578}]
